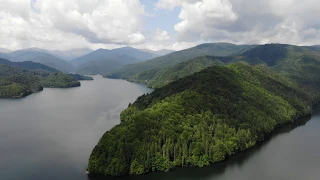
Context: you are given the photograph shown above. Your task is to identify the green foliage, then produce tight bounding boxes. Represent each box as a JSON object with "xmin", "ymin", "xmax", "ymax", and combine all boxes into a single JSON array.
[
  {"xmin": 68, "ymin": 73, "xmax": 93, "ymax": 80},
  {"xmin": 41, "ymin": 73, "xmax": 81, "ymax": 88},
  {"xmin": 109, "ymin": 44, "xmax": 320, "ymax": 90},
  {"xmin": 0, "ymin": 65, "xmax": 43, "ymax": 98},
  {"xmin": 0, "ymin": 58, "xmax": 60, "ymax": 72},
  {"xmin": 107, "ymin": 43, "xmax": 255, "ymax": 80},
  {"xmin": 128, "ymin": 56, "xmax": 225, "ymax": 88},
  {"xmin": 88, "ymin": 63, "xmax": 316, "ymax": 176},
  {"xmin": 0, "ymin": 61, "xmax": 82, "ymax": 97}
]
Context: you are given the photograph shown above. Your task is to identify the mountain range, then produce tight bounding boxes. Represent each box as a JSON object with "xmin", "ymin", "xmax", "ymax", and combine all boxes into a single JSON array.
[
  {"xmin": 70, "ymin": 46, "xmax": 167, "ymax": 75},
  {"xmin": 0, "ymin": 47, "xmax": 174, "ymax": 74},
  {"xmin": 88, "ymin": 43, "xmax": 320, "ymax": 176},
  {"xmin": 108, "ymin": 43, "xmax": 320, "ymax": 89}
]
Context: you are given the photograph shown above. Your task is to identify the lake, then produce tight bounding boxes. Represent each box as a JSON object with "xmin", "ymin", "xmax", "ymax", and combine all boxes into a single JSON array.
[{"xmin": 1, "ymin": 76, "xmax": 320, "ymax": 180}]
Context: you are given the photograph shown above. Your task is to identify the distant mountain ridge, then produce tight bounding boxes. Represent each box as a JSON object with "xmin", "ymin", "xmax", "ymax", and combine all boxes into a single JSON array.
[
  {"xmin": 108, "ymin": 43, "xmax": 320, "ymax": 89},
  {"xmin": 71, "ymin": 46, "xmax": 160, "ymax": 75},
  {"xmin": 0, "ymin": 46, "xmax": 167, "ymax": 75},
  {"xmin": 1, "ymin": 48, "xmax": 75, "ymax": 72},
  {"xmin": 0, "ymin": 58, "xmax": 59, "ymax": 72},
  {"xmin": 108, "ymin": 43, "xmax": 256, "ymax": 79},
  {"xmin": 140, "ymin": 49, "xmax": 175, "ymax": 56}
]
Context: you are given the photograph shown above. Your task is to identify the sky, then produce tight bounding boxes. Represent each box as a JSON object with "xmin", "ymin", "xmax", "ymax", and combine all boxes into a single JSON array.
[{"xmin": 1, "ymin": 0, "xmax": 320, "ymax": 51}]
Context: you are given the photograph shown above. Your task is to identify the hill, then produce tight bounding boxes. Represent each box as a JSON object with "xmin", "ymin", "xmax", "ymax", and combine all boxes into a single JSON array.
[
  {"xmin": 0, "ymin": 65, "xmax": 43, "ymax": 98},
  {"xmin": 48, "ymin": 48, "xmax": 93, "ymax": 61},
  {"xmin": 115, "ymin": 44, "xmax": 320, "ymax": 89},
  {"xmin": 88, "ymin": 63, "xmax": 318, "ymax": 176},
  {"xmin": 68, "ymin": 73, "xmax": 93, "ymax": 80},
  {"xmin": 7, "ymin": 48, "xmax": 75, "ymax": 72},
  {"xmin": 71, "ymin": 46, "xmax": 157, "ymax": 74},
  {"xmin": 0, "ymin": 58, "xmax": 59, "ymax": 72},
  {"xmin": 108, "ymin": 43, "xmax": 256, "ymax": 79},
  {"xmin": 0, "ymin": 62, "xmax": 82, "ymax": 98},
  {"xmin": 41, "ymin": 72, "xmax": 81, "ymax": 88}
]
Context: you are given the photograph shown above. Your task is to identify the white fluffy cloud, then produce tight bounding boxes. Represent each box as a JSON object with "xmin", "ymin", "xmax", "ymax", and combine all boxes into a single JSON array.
[
  {"xmin": 154, "ymin": 28, "xmax": 170, "ymax": 41},
  {"xmin": 0, "ymin": 0, "xmax": 147, "ymax": 50},
  {"xmin": 157, "ymin": 0, "xmax": 320, "ymax": 45}
]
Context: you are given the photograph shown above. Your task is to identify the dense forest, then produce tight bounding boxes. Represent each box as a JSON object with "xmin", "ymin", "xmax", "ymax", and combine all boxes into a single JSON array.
[
  {"xmin": 67, "ymin": 73, "xmax": 93, "ymax": 81},
  {"xmin": 88, "ymin": 44, "xmax": 320, "ymax": 176},
  {"xmin": 107, "ymin": 43, "xmax": 255, "ymax": 80},
  {"xmin": 41, "ymin": 72, "xmax": 81, "ymax": 88},
  {"xmin": 0, "ymin": 65, "xmax": 43, "ymax": 98},
  {"xmin": 88, "ymin": 62, "xmax": 319, "ymax": 176},
  {"xmin": 0, "ymin": 58, "xmax": 59, "ymax": 72},
  {"xmin": 108, "ymin": 44, "xmax": 320, "ymax": 89},
  {"xmin": 0, "ymin": 60, "xmax": 84, "ymax": 98}
]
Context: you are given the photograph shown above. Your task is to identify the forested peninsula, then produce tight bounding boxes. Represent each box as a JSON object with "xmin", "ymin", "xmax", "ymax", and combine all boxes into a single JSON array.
[
  {"xmin": 88, "ymin": 44, "xmax": 320, "ymax": 176},
  {"xmin": 0, "ymin": 59, "xmax": 88, "ymax": 98}
]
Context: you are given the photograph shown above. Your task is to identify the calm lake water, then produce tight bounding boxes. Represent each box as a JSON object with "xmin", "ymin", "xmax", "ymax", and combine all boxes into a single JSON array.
[{"xmin": 1, "ymin": 76, "xmax": 320, "ymax": 180}]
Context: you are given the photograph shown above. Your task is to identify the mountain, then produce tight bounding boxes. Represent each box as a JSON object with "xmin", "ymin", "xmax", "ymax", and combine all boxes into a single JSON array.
[
  {"xmin": 88, "ymin": 62, "xmax": 318, "ymax": 176},
  {"xmin": 7, "ymin": 48, "xmax": 75, "ymax": 72},
  {"xmin": 0, "ymin": 59, "xmax": 83, "ymax": 97},
  {"xmin": 108, "ymin": 43, "xmax": 256, "ymax": 79},
  {"xmin": 71, "ymin": 46, "xmax": 157, "ymax": 74},
  {"xmin": 41, "ymin": 72, "xmax": 80, "ymax": 88},
  {"xmin": 0, "ymin": 58, "xmax": 59, "ymax": 72},
  {"xmin": 109, "ymin": 44, "xmax": 320, "ymax": 89},
  {"xmin": 76, "ymin": 58, "xmax": 124, "ymax": 75},
  {"xmin": 0, "ymin": 52, "xmax": 10, "ymax": 60},
  {"xmin": 122, "ymin": 56, "xmax": 226, "ymax": 88},
  {"xmin": 303, "ymin": 45, "xmax": 320, "ymax": 54},
  {"xmin": 0, "ymin": 65, "xmax": 43, "ymax": 98},
  {"xmin": 48, "ymin": 48, "xmax": 93, "ymax": 61},
  {"xmin": 141, "ymin": 49, "xmax": 175, "ymax": 56}
]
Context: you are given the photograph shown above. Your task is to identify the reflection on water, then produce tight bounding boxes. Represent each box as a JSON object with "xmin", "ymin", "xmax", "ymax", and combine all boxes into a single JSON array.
[{"xmin": 0, "ymin": 76, "xmax": 152, "ymax": 180}]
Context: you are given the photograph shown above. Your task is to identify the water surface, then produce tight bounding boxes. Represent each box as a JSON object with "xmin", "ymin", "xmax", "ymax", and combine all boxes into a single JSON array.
[{"xmin": 0, "ymin": 76, "xmax": 151, "ymax": 180}]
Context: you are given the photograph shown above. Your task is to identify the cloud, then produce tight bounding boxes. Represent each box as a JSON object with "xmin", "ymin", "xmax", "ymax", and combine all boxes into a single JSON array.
[
  {"xmin": 154, "ymin": 28, "xmax": 170, "ymax": 41},
  {"xmin": 156, "ymin": 0, "xmax": 320, "ymax": 45},
  {"xmin": 155, "ymin": 0, "xmax": 180, "ymax": 10},
  {"xmin": 0, "ymin": 0, "xmax": 147, "ymax": 50}
]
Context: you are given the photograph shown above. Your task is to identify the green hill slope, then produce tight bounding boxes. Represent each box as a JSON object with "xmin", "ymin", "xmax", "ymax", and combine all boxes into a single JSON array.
[
  {"xmin": 0, "ymin": 58, "xmax": 59, "ymax": 72},
  {"xmin": 88, "ymin": 63, "xmax": 318, "ymax": 176},
  {"xmin": 0, "ymin": 65, "xmax": 43, "ymax": 98},
  {"xmin": 118, "ymin": 44, "xmax": 320, "ymax": 89},
  {"xmin": 0, "ymin": 63, "xmax": 83, "ymax": 98},
  {"xmin": 108, "ymin": 43, "xmax": 255, "ymax": 79}
]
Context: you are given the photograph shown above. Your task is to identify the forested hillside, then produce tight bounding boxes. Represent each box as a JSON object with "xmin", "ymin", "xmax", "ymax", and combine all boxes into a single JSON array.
[
  {"xmin": 108, "ymin": 43, "xmax": 255, "ymax": 79},
  {"xmin": 114, "ymin": 44, "xmax": 320, "ymax": 89},
  {"xmin": 0, "ymin": 58, "xmax": 59, "ymax": 72},
  {"xmin": 41, "ymin": 73, "xmax": 81, "ymax": 88},
  {"xmin": 0, "ymin": 65, "xmax": 43, "ymax": 98},
  {"xmin": 0, "ymin": 63, "xmax": 83, "ymax": 98},
  {"xmin": 68, "ymin": 73, "xmax": 93, "ymax": 80},
  {"xmin": 88, "ymin": 62, "xmax": 319, "ymax": 176}
]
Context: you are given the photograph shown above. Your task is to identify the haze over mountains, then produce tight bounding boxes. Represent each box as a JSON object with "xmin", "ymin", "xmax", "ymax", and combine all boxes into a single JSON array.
[
  {"xmin": 70, "ymin": 46, "xmax": 162, "ymax": 75},
  {"xmin": 0, "ymin": 46, "xmax": 174, "ymax": 74},
  {"xmin": 3, "ymin": 43, "xmax": 320, "ymax": 80}
]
